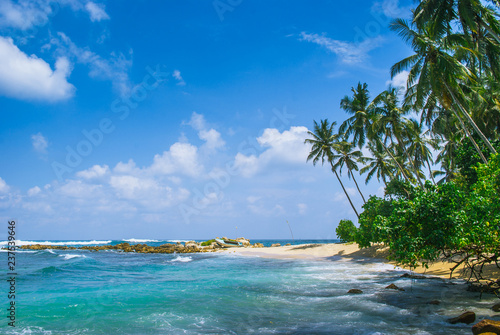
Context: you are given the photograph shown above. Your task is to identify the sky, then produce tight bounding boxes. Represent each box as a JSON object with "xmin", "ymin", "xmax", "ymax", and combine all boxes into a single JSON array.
[{"xmin": 0, "ymin": 0, "xmax": 414, "ymax": 240}]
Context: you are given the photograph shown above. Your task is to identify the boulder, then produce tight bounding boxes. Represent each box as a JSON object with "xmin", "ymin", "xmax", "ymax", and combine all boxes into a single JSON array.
[
  {"xmin": 347, "ymin": 289, "xmax": 363, "ymax": 294},
  {"xmin": 235, "ymin": 238, "xmax": 251, "ymax": 246},
  {"xmin": 472, "ymin": 319, "xmax": 500, "ymax": 335},
  {"xmin": 492, "ymin": 302, "xmax": 500, "ymax": 312},
  {"xmin": 270, "ymin": 243, "xmax": 281, "ymax": 247},
  {"xmin": 285, "ymin": 243, "xmax": 291, "ymax": 246},
  {"xmin": 385, "ymin": 283, "xmax": 405, "ymax": 291},
  {"xmin": 447, "ymin": 311, "xmax": 476, "ymax": 324},
  {"xmin": 253, "ymin": 243, "xmax": 264, "ymax": 248}
]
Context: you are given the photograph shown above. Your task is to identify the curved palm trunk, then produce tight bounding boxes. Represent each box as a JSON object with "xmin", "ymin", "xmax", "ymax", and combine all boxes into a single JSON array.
[
  {"xmin": 377, "ymin": 138, "xmax": 412, "ymax": 184},
  {"xmin": 444, "ymin": 82, "xmax": 496, "ymax": 158},
  {"xmin": 330, "ymin": 162, "xmax": 359, "ymax": 219},
  {"xmin": 395, "ymin": 133, "xmax": 425, "ymax": 189},
  {"xmin": 347, "ymin": 168, "xmax": 366, "ymax": 204}
]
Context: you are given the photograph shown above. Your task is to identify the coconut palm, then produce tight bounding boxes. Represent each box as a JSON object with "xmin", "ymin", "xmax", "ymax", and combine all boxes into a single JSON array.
[
  {"xmin": 305, "ymin": 120, "xmax": 359, "ymax": 218},
  {"xmin": 339, "ymin": 82, "xmax": 373, "ymax": 149},
  {"xmin": 331, "ymin": 140, "xmax": 367, "ymax": 203},
  {"xmin": 406, "ymin": 119, "xmax": 439, "ymax": 184},
  {"xmin": 390, "ymin": 18, "xmax": 496, "ymax": 161},
  {"xmin": 370, "ymin": 87, "xmax": 426, "ymax": 188},
  {"xmin": 359, "ymin": 141, "xmax": 396, "ymax": 186}
]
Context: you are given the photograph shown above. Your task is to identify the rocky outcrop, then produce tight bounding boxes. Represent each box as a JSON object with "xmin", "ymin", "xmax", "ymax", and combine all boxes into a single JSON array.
[
  {"xmin": 472, "ymin": 319, "xmax": 500, "ymax": 335},
  {"xmin": 252, "ymin": 243, "xmax": 264, "ymax": 248},
  {"xmin": 270, "ymin": 243, "xmax": 281, "ymax": 247},
  {"xmin": 385, "ymin": 283, "xmax": 404, "ymax": 291},
  {"xmin": 347, "ymin": 289, "xmax": 363, "ymax": 294},
  {"xmin": 235, "ymin": 238, "xmax": 251, "ymax": 246},
  {"xmin": 447, "ymin": 311, "xmax": 475, "ymax": 324}
]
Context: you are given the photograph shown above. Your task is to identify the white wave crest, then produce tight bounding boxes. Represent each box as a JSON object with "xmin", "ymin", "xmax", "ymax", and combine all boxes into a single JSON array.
[
  {"xmin": 46, "ymin": 249, "xmax": 56, "ymax": 254},
  {"xmin": 123, "ymin": 239, "xmax": 160, "ymax": 243},
  {"xmin": 0, "ymin": 240, "xmax": 111, "ymax": 247},
  {"xmin": 169, "ymin": 256, "xmax": 192, "ymax": 263},
  {"xmin": 60, "ymin": 254, "xmax": 87, "ymax": 260},
  {"xmin": 166, "ymin": 240, "xmax": 190, "ymax": 243}
]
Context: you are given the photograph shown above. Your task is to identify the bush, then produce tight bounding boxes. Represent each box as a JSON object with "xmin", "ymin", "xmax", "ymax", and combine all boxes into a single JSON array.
[
  {"xmin": 200, "ymin": 239, "xmax": 216, "ymax": 246},
  {"xmin": 355, "ymin": 196, "xmax": 392, "ymax": 248},
  {"xmin": 336, "ymin": 219, "xmax": 357, "ymax": 242}
]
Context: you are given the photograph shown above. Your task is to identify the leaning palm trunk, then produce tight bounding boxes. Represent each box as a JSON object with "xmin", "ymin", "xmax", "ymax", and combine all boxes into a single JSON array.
[
  {"xmin": 444, "ymin": 81, "xmax": 496, "ymax": 158},
  {"xmin": 377, "ymin": 138, "xmax": 412, "ymax": 183},
  {"xmin": 347, "ymin": 168, "xmax": 366, "ymax": 204},
  {"xmin": 395, "ymin": 134, "xmax": 425, "ymax": 188},
  {"xmin": 330, "ymin": 162, "xmax": 359, "ymax": 218}
]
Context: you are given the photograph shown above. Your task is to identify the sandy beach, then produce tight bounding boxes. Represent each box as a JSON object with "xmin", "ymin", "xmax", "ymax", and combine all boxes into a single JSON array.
[{"xmin": 224, "ymin": 243, "xmax": 500, "ymax": 280}]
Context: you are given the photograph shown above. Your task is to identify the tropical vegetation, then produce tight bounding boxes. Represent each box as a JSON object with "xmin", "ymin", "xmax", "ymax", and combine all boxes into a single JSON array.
[{"xmin": 305, "ymin": 0, "xmax": 500, "ymax": 283}]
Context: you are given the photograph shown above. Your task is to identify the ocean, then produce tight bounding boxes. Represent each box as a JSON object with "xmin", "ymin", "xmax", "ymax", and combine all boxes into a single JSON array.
[{"xmin": 1, "ymin": 239, "xmax": 498, "ymax": 334}]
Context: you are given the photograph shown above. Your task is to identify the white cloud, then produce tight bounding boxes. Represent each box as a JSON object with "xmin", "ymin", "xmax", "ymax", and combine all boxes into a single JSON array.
[
  {"xmin": 234, "ymin": 126, "xmax": 310, "ymax": 177},
  {"xmin": 110, "ymin": 175, "xmax": 158, "ymax": 199},
  {"xmin": 76, "ymin": 164, "xmax": 109, "ymax": 179},
  {"xmin": 299, "ymin": 32, "xmax": 383, "ymax": 64},
  {"xmin": 85, "ymin": 2, "xmax": 109, "ymax": 22},
  {"xmin": 0, "ymin": 177, "xmax": 9, "ymax": 193},
  {"xmin": 186, "ymin": 112, "xmax": 225, "ymax": 151},
  {"xmin": 386, "ymin": 70, "xmax": 409, "ymax": 89},
  {"xmin": 0, "ymin": 36, "xmax": 74, "ymax": 101},
  {"xmin": 0, "ymin": 0, "xmax": 53, "ymax": 30},
  {"xmin": 372, "ymin": 0, "xmax": 412, "ymax": 19},
  {"xmin": 31, "ymin": 132, "xmax": 49, "ymax": 154},
  {"xmin": 172, "ymin": 69, "xmax": 185, "ymax": 86},
  {"xmin": 150, "ymin": 142, "xmax": 203, "ymax": 177},
  {"xmin": 58, "ymin": 179, "xmax": 102, "ymax": 198},
  {"xmin": 27, "ymin": 186, "xmax": 41, "ymax": 196},
  {"xmin": 53, "ymin": 32, "xmax": 132, "ymax": 96}
]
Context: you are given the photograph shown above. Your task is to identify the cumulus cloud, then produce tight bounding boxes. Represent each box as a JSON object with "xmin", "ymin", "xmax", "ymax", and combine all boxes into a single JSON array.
[
  {"xmin": 31, "ymin": 132, "xmax": 49, "ymax": 154},
  {"xmin": 386, "ymin": 70, "xmax": 409, "ymax": 90},
  {"xmin": 27, "ymin": 186, "xmax": 41, "ymax": 196},
  {"xmin": 149, "ymin": 142, "xmax": 204, "ymax": 177},
  {"xmin": 76, "ymin": 164, "xmax": 109, "ymax": 179},
  {"xmin": 372, "ymin": 0, "xmax": 412, "ymax": 19},
  {"xmin": 299, "ymin": 32, "xmax": 383, "ymax": 64},
  {"xmin": 234, "ymin": 126, "xmax": 311, "ymax": 177},
  {"xmin": 186, "ymin": 112, "xmax": 225, "ymax": 151},
  {"xmin": 0, "ymin": 36, "xmax": 74, "ymax": 101},
  {"xmin": 85, "ymin": 2, "xmax": 109, "ymax": 22}
]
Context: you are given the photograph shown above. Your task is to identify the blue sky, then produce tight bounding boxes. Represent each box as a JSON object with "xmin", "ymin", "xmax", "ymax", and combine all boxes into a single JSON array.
[{"xmin": 0, "ymin": 0, "xmax": 413, "ymax": 240}]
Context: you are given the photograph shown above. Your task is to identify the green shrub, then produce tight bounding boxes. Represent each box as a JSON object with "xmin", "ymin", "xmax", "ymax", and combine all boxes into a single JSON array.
[
  {"xmin": 335, "ymin": 219, "xmax": 357, "ymax": 242},
  {"xmin": 200, "ymin": 239, "xmax": 216, "ymax": 246}
]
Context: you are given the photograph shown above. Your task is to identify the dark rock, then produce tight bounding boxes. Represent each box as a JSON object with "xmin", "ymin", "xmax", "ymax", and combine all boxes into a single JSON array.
[
  {"xmin": 428, "ymin": 300, "xmax": 440, "ymax": 305},
  {"xmin": 400, "ymin": 273, "xmax": 428, "ymax": 279},
  {"xmin": 472, "ymin": 319, "xmax": 500, "ymax": 335},
  {"xmin": 385, "ymin": 283, "xmax": 405, "ymax": 291},
  {"xmin": 347, "ymin": 289, "xmax": 363, "ymax": 294},
  {"xmin": 285, "ymin": 243, "xmax": 291, "ymax": 246},
  {"xmin": 492, "ymin": 302, "xmax": 500, "ymax": 312},
  {"xmin": 447, "ymin": 311, "xmax": 476, "ymax": 325}
]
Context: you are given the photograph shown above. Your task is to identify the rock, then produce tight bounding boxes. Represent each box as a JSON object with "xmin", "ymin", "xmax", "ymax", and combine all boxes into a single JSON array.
[
  {"xmin": 347, "ymin": 289, "xmax": 363, "ymax": 294},
  {"xmin": 472, "ymin": 319, "xmax": 500, "ymax": 335},
  {"xmin": 235, "ymin": 238, "xmax": 251, "ymax": 246},
  {"xmin": 492, "ymin": 302, "xmax": 500, "ymax": 312},
  {"xmin": 285, "ymin": 243, "xmax": 291, "ymax": 246},
  {"xmin": 468, "ymin": 282, "xmax": 500, "ymax": 294},
  {"xmin": 270, "ymin": 243, "xmax": 281, "ymax": 247},
  {"xmin": 428, "ymin": 300, "xmax": 440, "ymax": 305},
  {"xmin": 448, "ymin": 311, "xmax": 476, "ymax": 324},
  {"xmin": 385, "ymin": 283, "xmax": 404, "ymax": 291},
  {"xmin": 400, "ymin": 273, "xmax": 428, "ymax": 279},
  {"xmin": 253, "ymin": 243, "xmax": 264, "ymax": 248}
]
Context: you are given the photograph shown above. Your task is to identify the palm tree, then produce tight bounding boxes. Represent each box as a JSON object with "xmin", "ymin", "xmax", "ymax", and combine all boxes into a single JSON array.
[
  {"xmin": 390, "ymin": 18, "xmax": 496, "ymax": 161},
  {"xmin": 331, "ymin": 140, "xmax": 367, "ymax": 203},
  {"xmin": 359, "ymin": 141, "xmax": 396, "ymax": 186},
  {"xmin": 406, "ymin": 119, "xmax": 439, "ymax": 184},
  {"xmin": 305, "ymin": 120, "xmax": 359, "ymax": 218},
  {"xmin": 371, "ymin": 87, "xmax": 426, "ymax": 188},
  {"xmin": 339, "ymin": 82, "xmax": 372, "ymax": 149}
]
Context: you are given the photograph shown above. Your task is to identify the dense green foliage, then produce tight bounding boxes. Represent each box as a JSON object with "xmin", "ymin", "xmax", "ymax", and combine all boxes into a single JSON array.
[
  {"xmin": 305, "ymin": 1, "xmax": 500, "ymax": 280},
  {"xmin": 335, "ymin": 219, "xmax": 357, "ymax": 242},
  {"xmin": 200, "ymin": 239, "xmax": 216, "ymax": 246}
]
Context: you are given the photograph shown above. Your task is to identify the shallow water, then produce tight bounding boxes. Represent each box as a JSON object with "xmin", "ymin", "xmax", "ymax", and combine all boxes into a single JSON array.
[{"xmin": 2, "ymin": 241, "xmax": 499, "ymax": 334}]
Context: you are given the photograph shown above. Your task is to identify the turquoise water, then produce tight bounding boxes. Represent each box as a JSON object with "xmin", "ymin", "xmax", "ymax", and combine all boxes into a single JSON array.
[{"xmin": 2, "ymin": 240, "xmax": 499, "ymax": 334}]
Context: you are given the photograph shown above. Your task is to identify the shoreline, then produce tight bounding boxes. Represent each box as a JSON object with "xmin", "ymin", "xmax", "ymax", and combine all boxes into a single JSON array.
[{"xmin": 222, "ymin": 243, "xmax": 500, "ymax": 281}]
